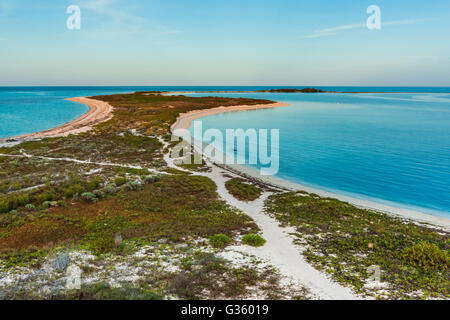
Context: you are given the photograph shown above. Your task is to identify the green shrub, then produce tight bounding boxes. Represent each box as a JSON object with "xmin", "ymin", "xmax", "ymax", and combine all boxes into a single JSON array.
[
  {"xmin": 114, "ymin": 176, "xmax": 127, "ymax": 186},
  {"xmin": 401, "ymin": 242, "xmax": 449, "ymax": 272},
  {"xmin": 64, "ymin": 184, "xmax": 85, "ymax": 198},
  {"xmin": 123, "ymin": 181, "xmax": 143, "ymax": 191},
  {"xmin": 93, "ymin": 190, "xmax": 106, "ymax": 199},
  {"xmin": 242, "ymin": 233, "xmax": 266, "ymax": 247},
  {"xmin": 81, "ymin": 192, "xmax": 97, "ymax": 203},
  {"xmin": 25, "ymin": 204, "xmax": 36, "ymax": 210},
  {"xmin": 103, "ymin": 183, "xmax": 117, "ymax": 194},
  {"xmin": 225, "ymin": 178, "xmax": 262, "ymax": 201},
  {"xmin": 144, "ymin": 174, "xmax": 161, "ymax": 184},
  {"xmin": 39, "ymin": 201, "xmax": 52, "ymax": 210},
  {"xmin": 56, "ymin": 200, "xmax": 66, "ymax": 207},
  {"xmin": 209, "ymin": 234, "xmax": 231, "ymax": 249},
  {"xmin": 36, "ymin": 191, "xmax": 58, "ymax": 204},
  {"xmin": 87, "ymin": 237, "xmax": 115, "ymax": 255},
  {"xmin": 0, "ymin": 194, "xmax": 30, "ymax": 213},
  {"xmin": 87, "ymin": 176, "xmax": 102, "ymax": 190},
  {"xmin": 0, "ymin": 200, "xmax": 9, "ymax": 213}
]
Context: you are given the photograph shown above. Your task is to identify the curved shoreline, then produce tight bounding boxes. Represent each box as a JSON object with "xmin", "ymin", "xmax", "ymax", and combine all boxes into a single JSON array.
[
  {"xmin": 170, "ymin": 101, "xmax": 290, "ymax": 131},
  {"xmin": 171, "ymin": 100, "xmax": 450, "ymax": 231},
  {"xmin": 0, "ymin": 97, "xmax": 113, "ymax": 144}
]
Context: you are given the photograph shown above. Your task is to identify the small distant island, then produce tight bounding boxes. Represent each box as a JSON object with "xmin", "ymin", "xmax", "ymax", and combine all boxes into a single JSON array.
[{"xmin": 258, "ymin": 88, "xmax": 325, "ymax": 93}]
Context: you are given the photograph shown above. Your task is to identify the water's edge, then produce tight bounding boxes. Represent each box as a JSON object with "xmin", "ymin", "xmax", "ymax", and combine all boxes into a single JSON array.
[{"xmin": 176, "ymin": 105, "xmax": 450, "ymax": 231}]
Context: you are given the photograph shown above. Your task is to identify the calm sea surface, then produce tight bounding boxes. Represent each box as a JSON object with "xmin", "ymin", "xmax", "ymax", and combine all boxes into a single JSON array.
[
  {"xmin": 186, "ymin": 90, "xmax": 450, "ymax": 218},
  {"xmin": 1, "ymin": 86, "xmax": 450, "ymax": 218}
]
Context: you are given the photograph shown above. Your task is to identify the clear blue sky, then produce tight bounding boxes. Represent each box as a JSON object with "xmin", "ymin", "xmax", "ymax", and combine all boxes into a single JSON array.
[{"xmin": 1, "ymin": 0, "xmax": 449, "ymax": 86}]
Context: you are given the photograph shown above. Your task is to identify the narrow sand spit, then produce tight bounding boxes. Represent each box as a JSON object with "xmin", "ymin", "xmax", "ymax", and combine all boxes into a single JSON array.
[
  {"xmin": 2, "ymin": 97, "xmax": 113, "ymax": 142},
  {"xmin": 170, "ymin": 102, "xmax": 290, "ymax": 132}
]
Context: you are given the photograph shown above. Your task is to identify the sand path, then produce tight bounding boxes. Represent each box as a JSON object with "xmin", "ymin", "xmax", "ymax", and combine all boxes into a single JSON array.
[{"xmin": 160, "ymin": 137, "xmax": 361, "ymax": 299}]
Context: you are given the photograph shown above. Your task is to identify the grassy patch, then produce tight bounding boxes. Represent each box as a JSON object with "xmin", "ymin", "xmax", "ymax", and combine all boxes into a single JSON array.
[
  {"xmin": 66, "ymin": 283, "xmax": 164, "ymax": 300},
  {"xmin": 225, "ymin": 178, "xmax": 262, "ymax": 201},
  {"xmin": 242, "ymin": 234, "xmax": 266, "ymax": 247},
  {"xmin": 0, "ymin": 175, "xmax": 258, "ymax": 254}
]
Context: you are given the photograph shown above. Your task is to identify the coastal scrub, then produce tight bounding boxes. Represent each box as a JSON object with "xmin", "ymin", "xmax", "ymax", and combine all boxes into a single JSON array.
[
  {"xmin": 225, "ymin": 178, "xmax": 262, "ymax": 201},
  {"xmin": 265, "ymin": 191, "xmax": 450, "ymax": 299}
]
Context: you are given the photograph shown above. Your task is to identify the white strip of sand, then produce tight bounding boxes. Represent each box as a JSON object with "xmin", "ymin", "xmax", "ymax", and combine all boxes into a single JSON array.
[{"xmin": 170, "ymin": 101, "xmax": 290, "ymax": 132}]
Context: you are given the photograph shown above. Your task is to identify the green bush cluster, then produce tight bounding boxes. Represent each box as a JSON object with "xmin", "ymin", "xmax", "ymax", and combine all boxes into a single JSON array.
[
  {"xmin": 242, "ymin": 233, "xmax": 266, "ymax": 247},
  {"xmin": 225, "ymin": 178, "xmax": 262, "ymax": 201},
  {"xmin": 209, "ymin": 234, "xmax": 232, "ymax": 248},
  {"xmin": 401, "ymin": 242, "xmax": 449, "ymax": 272},
  {"xmin": 144, "ymin": 174, "xmax": 161, "ymax": 184},
  {"xmin": 25, "ymin": 203, "xmax": 36, "ymax": 210},
  {"xmin": 93, "ymin": 190, "xmax": 106, "ymax": 199},
  {"xmin": 0, "ymin": 194, "xmax": 30, "ymax": 213},
  {"xmin": 0, "ymin": 175, "xmax": 107, "ymax": 214},
  {"xmin": 103, "ymin": 183, "xmax": 117, "ymax": 194},
  {"xmin": 114, "ymin": 176, "xmax": 127, "ymax": 186},
  {"xmin": 64, "ymin": 184, "xmax": 86, "ymax": 198},
  {"xmin": 81, "ymin": 192, "xmax": 97, "ymax": 203},
  {"xmin": 123, "ymin": 181, "xmax": 143, "ymax": 191}
]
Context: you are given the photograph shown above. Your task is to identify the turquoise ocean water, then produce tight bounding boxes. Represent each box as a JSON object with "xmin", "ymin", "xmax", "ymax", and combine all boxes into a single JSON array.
[
  {"xmin": 185, "ymin": 90, "xmax": 450, "ymax": 218},
  {"xmin": 1, "ymin": 86, "xmax": 449, "ymax": 218}
]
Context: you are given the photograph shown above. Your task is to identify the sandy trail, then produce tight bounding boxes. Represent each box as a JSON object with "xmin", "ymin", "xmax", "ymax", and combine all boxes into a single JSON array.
[
  {"xmin": 199, "ymin": 165, "xmax": 360, "ymax": 300},
  {"xmin": 160, "ymin": 137, "xmax": 360, "ymax": 299},
  {"xmin": 0, "ymin": 151, "xmax": 162, "ymax": 174}
]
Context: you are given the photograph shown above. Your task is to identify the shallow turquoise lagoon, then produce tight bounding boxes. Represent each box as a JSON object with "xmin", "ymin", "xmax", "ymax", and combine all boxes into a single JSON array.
[{"xmin": 187, "ymin": 92, "xmax": 450, "ymax": 218}]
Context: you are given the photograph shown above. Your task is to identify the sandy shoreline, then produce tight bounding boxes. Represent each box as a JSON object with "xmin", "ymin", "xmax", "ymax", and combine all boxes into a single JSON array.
[
  {"xmin": 228, "ymin": 163, "xmax": 450, "ymax": 230},
  {"xmin": 0, "ymin": 97, "xmax": 113, "ymax": 145},
  {"xmin": 170, "ymin": 100, "xmax": 450, "ymax": 231},
  {"xmin": 166, "ymin": 90, "xmax": 450, "ymax": 95},
  {"xmin": 170, "ymin": 101, "xmax": 290, "ymax": 131}
]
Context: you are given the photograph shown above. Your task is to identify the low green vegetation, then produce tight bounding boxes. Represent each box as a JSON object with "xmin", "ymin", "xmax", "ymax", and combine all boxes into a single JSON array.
[
  {"xmin": 176, "ymin": 153, "xmax": 209, "ymax": 172},
  {"xmin": 209, "ymin": 234, "xmax": 232, "ymax": 248},
  {"xmin": 0, "ymin": 175, "xmax": 258, "ymax": 256},
  {"xmin": 225, "ymin": 178, "xmax": 262, "ymax": 201},
  {"xmin": 400, "ymin": 242, "xmax": 448, "ymax": 272},
  {"xmin": 242, "ymin": 233, "xmax": 266, "ymax": 247},
  {"xmin": 265, "ymin": 191, "xmax": 450, "ymax": 299},
  {"xmin": 61, "ymin": 283, "xmax": 164, "ymax": 300}
]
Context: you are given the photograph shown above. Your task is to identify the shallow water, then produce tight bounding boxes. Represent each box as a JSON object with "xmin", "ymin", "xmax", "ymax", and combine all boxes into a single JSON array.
[{"xmin": 187, "ymin": 91, "xmax": 450, "ymax": 218}]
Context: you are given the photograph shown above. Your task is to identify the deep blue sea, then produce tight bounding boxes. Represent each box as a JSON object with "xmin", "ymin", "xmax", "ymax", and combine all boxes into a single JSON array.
[{"xmin": 1, "ymin": 86, "xmax": 450, "ymax": 218}]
